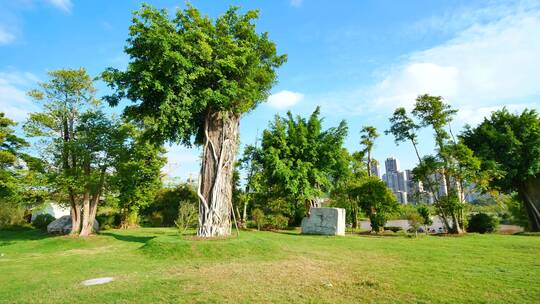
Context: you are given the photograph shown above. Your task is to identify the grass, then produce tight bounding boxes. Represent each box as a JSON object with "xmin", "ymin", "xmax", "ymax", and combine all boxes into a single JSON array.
[{"xmin": 0, "ymin": 228, "xmax": 539, "ymax": 303}]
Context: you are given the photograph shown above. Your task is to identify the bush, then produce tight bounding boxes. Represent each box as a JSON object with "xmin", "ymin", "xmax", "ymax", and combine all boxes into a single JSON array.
[
  {"xmin": 0, "ymin": 202, "xmax": 26, "ymax": 229},
  {"xmin": 96, "ymin": 214, "xmax": 120, "ymax": 230},
  {"xmin": 245, "ymin": 220, "xmax": 257, "ymax": 229},
  {"xmin": 174, "ymin": 202, "xmax": 198, "ymax": 234},
  {"xmin": 252, "ymin": 208, "xmax": 265, "ymax": 230},
  {"xmin": 467, "ymin": 213, "xmax": 498, "ymax": 234},
  {"xmin": 141, "ymin": 183, "xmax": 198, "ymax": 227},
  {"xmin": 32, "ymin": 214, "xmax": 56, "ymax": 231},
  {"xmin": 264, "ymin": 214, "xmax": 289, "ymax": 230}
]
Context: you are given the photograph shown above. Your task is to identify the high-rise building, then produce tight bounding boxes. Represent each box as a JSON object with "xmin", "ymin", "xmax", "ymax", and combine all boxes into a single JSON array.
[
  {"xmin": 383, "ymin": 157, "xmax": 409, "ymax": 204},
  {"xmin": 397, "ymin": 171, "xmax": 408, "ymax": 192},
  {"xmin": 385, "ymin": 157, "xmax": 400, "ymax": 174}
]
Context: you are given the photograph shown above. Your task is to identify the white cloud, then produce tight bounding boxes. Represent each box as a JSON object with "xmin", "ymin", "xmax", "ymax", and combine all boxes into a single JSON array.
[
  {"xmin": 290, "ymin": 0, "xmax": 303, "ymax": 7},
  {"xmin": 0, "ymin": 26, "xmax": 16, "ymax": 45},
  {"xmin": 366, "ymin": 6, "xmax": 540, "ymax": 123},
  {"xmin": 45, "ymin": 0, "xmax": 73, "ymax": 13},
  {"xmin": 456, "ymin": 103, "xmax": 539, "ymax": 126},
  {"xmin": 267, "ymin": 90, "xmax": 304, "ymax": 109},
  {"xmin": 0, "ymin": 71, "xmax": 39, "ymax": 122}
]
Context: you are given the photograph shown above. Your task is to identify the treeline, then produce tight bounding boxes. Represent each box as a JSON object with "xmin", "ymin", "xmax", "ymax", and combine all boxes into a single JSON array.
[
  {"xmin": 1, "ymin": 69, "xmax": 538, "ymax": 234},
  {"xmin": 1, "ymin": 3, "xmax": 539, "ymax": 236},
  {"xmin": 233, "ymin": 96, "xmax": 540, "ymax": 233}
]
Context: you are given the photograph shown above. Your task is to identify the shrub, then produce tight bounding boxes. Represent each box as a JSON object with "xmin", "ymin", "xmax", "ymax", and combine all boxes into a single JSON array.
[
  {"xmin": 141, "ymin": 183, "xmax": 198, "ymax": 227},
  {"xmin": 96, "ymin": 214, "xmax": 120, "ymax": 230},
  {"xmin": 32, "ymin": 214, "xmax": 56, "ymax": 231},
  {"xmin": 174, "ymin": 202, "xmax": 198, "ymax": 234},
  {"xmin": 245, "ymin": 220, "xmax": 257, "ymax": 229},
  {"xmin": 264, "ymin": 214, "xmax": 289, "ymax": 230},
  {"xmin": 251, "ymin": 208, "xmax": 265, "ymax": 230},
  {"xmin": 0, "ymin": 202, "xmax": 26, "ymax": 229},
  {"xmin": 467, "ymin": 213, "xmax": 499, "ymax": 234}
]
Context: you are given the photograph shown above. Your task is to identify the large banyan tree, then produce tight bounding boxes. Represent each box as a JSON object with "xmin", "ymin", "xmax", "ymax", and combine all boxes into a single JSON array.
[{"xmin": 102, "ymin": 4, "xmax": 286, "ymax": 237}]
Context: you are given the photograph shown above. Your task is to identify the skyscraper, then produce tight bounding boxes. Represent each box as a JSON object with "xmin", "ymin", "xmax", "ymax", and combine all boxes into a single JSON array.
[
  {"xmin": 384, "ymin": 157, "xmax": 408, "ymax": 204},
  {"xmin": 385, "ymin": 157, "xmax": 399, "ymax": 174}
]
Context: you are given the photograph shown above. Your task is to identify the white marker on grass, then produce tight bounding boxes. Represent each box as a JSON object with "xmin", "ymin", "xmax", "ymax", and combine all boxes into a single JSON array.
[{"xmin": 81, "ymin": 277, "xmax": 114, "ymax": 286}]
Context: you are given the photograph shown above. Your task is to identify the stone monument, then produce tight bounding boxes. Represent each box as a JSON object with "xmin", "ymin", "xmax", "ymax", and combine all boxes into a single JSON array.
[
  {"xmin": 301, "ymin": 207, "xmax": 345, "ymax": 236},
  {"xmin": 47, "ymin": 215, "xmax": 99, "ymax": 234}
]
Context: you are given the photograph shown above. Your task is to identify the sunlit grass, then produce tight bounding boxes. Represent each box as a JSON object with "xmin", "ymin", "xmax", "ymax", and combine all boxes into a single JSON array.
[{"xmin": 0, "ymin": 228, "xmax": 538, "ymax": 303}]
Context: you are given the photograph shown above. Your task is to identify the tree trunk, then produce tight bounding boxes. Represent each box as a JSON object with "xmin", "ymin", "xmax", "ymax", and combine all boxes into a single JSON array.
[
  {"xmin": 521, "ymin": 177, "xmax": 540, "ymax": 232},
  {"xmin": 197, "ymin": 111, "xmax": 240, "ymax": 237},
  {"xmin": 241, "ymin": 199, "xmax": 248, "ymax": 229},
  {"xmin": 79, "ymin": 191, "xmax": 91, "ymax": 237},
  {"xmin": 80, "ymin": 167, "xmax": 105, "ymax": 237},
  {"xmin": 367, "ymin": 150, "xmax": 372, "ymax": 177},
  {"xmin": 69, "ymin": 195, "xmax": 81, "ymax": 235}
]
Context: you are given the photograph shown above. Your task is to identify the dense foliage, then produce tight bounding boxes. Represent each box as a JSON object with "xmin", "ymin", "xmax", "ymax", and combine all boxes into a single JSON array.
[
  {"xmin": 246, "ymin": 107, "xmax": 348, "ymax": 224},
  {"xmin": 461, "ymin": 108, "xmax": 540, "ymax": 231},
  {"xmin": 353, "ymin": 177, "xmax": 400, "ymax": 233},
  {"xmin": 0, "ymin": 112, "xmax": 46, "ymax": 228},
  {"xmin": 32, "ymin": 214, "xmax": 55, "ymax": 231},
  {"xmin": 467, "ymin": 213, "xmax": 499, "ymax": 234}
]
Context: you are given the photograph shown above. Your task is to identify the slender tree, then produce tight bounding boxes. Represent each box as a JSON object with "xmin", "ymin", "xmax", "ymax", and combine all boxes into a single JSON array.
[
  {"xmin": 387, "ymin": 96, "xmax": 480, "ymax": 234},
  {"xmin": 25, "ymin": 68, "xmax": 97, "ymax": 235},
  {"xmin": 102, "ymin": 4, "xmax": 286, "ymax": 237},
  {"xmin": 360, "ymin": 126, "xmax": 379, "ymax": 176}
]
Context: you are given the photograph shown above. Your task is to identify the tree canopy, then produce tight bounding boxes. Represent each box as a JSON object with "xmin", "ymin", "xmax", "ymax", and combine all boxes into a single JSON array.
[
  {"xmin": 102, "ymin": 4, "xmax": 287, "ymax": 145},
  {"xmin": 461, "ymin": 108, "xmax": 540, "ymax": 231},
  {"xmin": 257, "ymin": 107, "xmax": 348, "ymax": 222}
]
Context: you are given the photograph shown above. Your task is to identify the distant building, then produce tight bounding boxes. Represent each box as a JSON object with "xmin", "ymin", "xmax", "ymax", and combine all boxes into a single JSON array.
[
  {"xmin": 394, "ymin": 191, "xmax": 408, "ymax": 204},
  {"xmin": 383, "ymin": 157, "xmax": 408, "ymax": 204},
  {"xmin": 385, "ymin": 157, "xmax": 400, "ymax": 173}
]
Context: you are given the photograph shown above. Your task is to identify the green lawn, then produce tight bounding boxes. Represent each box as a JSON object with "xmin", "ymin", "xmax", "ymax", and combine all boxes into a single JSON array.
[{"xmin": 0, "ymin": 228, "xmax": 539, "ymax": 303}]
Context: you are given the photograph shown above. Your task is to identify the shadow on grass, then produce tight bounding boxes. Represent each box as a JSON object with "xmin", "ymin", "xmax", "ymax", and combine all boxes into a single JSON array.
[
  {"xmin": 99, "ymin": 231, "xmax": 155, "ymax": 244},
  {"xmin": 0, "ymin": 227, "xmax": 51, "ymax": 242}
]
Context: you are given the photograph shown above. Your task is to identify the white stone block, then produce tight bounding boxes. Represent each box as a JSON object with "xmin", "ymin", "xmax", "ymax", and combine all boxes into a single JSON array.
[{"xmin": 301, "ymin": 207, "xmax": 345, "ymax": 236}]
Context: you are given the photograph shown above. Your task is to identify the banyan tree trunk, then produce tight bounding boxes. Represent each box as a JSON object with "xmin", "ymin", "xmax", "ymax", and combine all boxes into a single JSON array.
[
  {"xmin": 197, "ymin": 111, "xmax": 240, "ymax": 237},
  {"xmin": 521, "ymin": 177, "xmax": 540, "ymax": 232}
]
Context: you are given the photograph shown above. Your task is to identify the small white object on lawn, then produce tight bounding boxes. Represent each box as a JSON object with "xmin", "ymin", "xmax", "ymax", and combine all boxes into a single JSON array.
[{"xmin": 81, "ymin": 277, "xmax": 114, "ymax": 286}]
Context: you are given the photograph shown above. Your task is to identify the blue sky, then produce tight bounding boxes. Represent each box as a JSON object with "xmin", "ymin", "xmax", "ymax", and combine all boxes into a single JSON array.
[{"xmin": 1, "ymin": 0, "xmax": 539, "ymax": 180}]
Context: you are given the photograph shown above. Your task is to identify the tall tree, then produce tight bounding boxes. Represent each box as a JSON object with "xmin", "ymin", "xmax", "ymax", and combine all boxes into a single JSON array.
[
  {"xmin": 461, "ymin": 108, "xmax": 540, "ymax": 231},
  {"xmin": 360, "ymin": 126, "xmax": 379, "ymax": 176},
  {"xmin": 25, "ymin": 68, "xmax": 97, "ymax": 235},
  {"xmin": 75, "ymin": 111, "xmax": 124, "ymax": 236},
  {"xmin": 410, "ymin": 95, "xmax": 480, "ymax": 233},
  {"xmin": 257, "ymin": 107, "xmax": 348, "ymax": 223},
  {"xmin": 387, "ymin": 96, "xmax": 481, "ymax": 234},
  {"xmin": 102, "ymin": 4, "xmax": 286, "ymax": 237}
]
